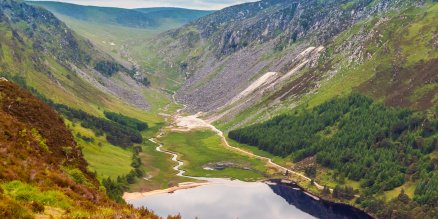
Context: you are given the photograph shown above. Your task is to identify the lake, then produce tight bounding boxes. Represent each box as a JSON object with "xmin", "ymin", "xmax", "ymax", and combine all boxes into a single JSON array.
[{"xmin": 128, "ymin": 178, "xmax": 372, "ymax": 219}]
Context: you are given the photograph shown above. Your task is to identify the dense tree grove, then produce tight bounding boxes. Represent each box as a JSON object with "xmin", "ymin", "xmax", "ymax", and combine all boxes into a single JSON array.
[
  {"xmin": 230, "ymin": 94, "xmax": 438, "ymax": 215},
  {"xmin": 94, "ymin": 60, "xmax": 125, "ymax": 76},
  {"xmin": 104, "ymin": 111, "xmax": 148, "ymax": 131},
  {"xmin": 55, "ymin": 104, "xmax": 143, "ymax": 148},
  {"xmin": 93, "ymin": 61, "xmax": 151, "ymax": 86},
  {"xmin": 141, "ymin": 77, "xmax": 151, "ymax": 87},
  {"xmin": 332, "ymin": 185, "xmax": 355, "ymax": 200}
]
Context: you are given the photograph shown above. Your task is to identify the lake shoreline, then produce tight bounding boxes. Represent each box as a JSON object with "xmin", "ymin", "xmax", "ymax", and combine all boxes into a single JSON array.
[
  {"xmin": 123, "ymin": 181, "xmax": 211, "ymax": 201},
  {"xmin": 268, "ymin": 179, "xmax": 376, "ymax": 219},
  {"xmin": 125, "ymin": 177, "xmax": 375, "ymax": 219}
]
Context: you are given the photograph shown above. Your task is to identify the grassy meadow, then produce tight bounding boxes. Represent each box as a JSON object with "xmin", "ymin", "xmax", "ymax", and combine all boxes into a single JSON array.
[{"xmin": 160, "ymin": 130, "xmax": 268, "ymax": 181}]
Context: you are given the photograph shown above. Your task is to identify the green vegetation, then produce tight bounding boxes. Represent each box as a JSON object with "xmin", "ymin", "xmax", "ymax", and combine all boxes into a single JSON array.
[
  {"xmin": 27, "ymin": 1, "xmax": 213, "ymax": 92},
  {"xmin": 161, "ymin": 130, "xmax": 267, "ymax": 181},
  {"xmin": 105, "ymin": 111, "xmax": 148, "ymax": 131},
  {"xmin": 28, "ymin": 1, "xmax": 155, "ymax": 28},
  {"xmin": 28, "ymin": 1, "xmax": 213, "ymax": 28},
  {"xmin": 0, "ymin": 81, "xmax": 161, "ymax": 218},
  {"xmin": 62, "ymin": 166, "xmax": 93, "ymax": 186},
  {"xmin": 2, "ymin": 181, "xmax": 72, "ymax": 210},
  {"xmin": 230, "ymin": 94, "xmax": 438, "ymax": 218},
  {"xmin": 332, "ymin": 185, "xmax": 356, "ymax": 200},
  {"xmin": 130, "ymin": 140, "xmax": 191, "ymax": 191},
  {"xmin": 102, "ymin": 145, "xmax": 145, "ymax": 203},
  {"xmin": 94, "ymin": 60, "xmax": 126, "ymax": 76},
  {"xmin": 56, "ymin": 104, "xmax": 143, "ymax": 148},
  {"xmin": 79, "ymin": 135, "xmax": 133, "ymax": 179}
]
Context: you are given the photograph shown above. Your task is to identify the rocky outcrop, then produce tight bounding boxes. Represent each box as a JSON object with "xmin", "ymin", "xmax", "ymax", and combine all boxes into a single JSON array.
[{"xmin": 154, "ymin": 0, "xmax": 423, "ymax": 114}]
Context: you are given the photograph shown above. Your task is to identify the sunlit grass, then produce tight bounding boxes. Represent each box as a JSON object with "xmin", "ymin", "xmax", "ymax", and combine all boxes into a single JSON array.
[{"xmin": 160, "ymin": 130, "xmax": 267, "ymax": 181}]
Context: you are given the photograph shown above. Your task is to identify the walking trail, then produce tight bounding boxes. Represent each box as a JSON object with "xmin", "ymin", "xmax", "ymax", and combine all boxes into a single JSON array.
[{"xmin": 173, "ymin": 113, "xmax": 324, "ymax": 190}]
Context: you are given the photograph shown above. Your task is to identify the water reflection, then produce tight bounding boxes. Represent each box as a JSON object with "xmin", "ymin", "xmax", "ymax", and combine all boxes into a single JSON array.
[
  {"xmin": 129, "ymin": 178, "xmax": 371, "ymax": 219},
  {"xmin": 267, "ymin": 179, "xmax": 373, "ymax": 219}
]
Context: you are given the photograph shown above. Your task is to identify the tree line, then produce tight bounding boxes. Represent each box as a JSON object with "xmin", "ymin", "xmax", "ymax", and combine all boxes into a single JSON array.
[
  {"xmin": 229, "ymin": 94, "xmax": 438, "ymax": 216},
  {"xmin": 0, "ymin": 72, "xmax": 147, "ymax": 148},
  {"xmin": 1, "ymin": 72, "xmax": 151, "ymax": 203},
  {"xmin": 102, "ymin": 145, "xmax": 145, "ymax": 203},
  {"xmin": 94, "ymin": 61, "xmax": 150, "ymax": 87},
  {"xmin": 55, "ymin": 104, "xmax": 144, "ymax": 148},
  {"xmin": 94, "ymin": 60, "xmax": 125, "ymax": 76},
  {"xmin": 104, "ymin": 111, "xmax": 148, "ymax": 131}
]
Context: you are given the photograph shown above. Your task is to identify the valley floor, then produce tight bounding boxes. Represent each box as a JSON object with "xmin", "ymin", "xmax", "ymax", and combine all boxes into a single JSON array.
[{"xmin": 125, "ymin": 104, "xmax": 329, "ymax": 201}]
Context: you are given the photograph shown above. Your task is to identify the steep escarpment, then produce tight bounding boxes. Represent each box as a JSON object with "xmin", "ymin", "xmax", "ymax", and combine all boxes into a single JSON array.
[
  {"xmin": 0, "ymin": 80, "xmax": 160, "ymax": 218},
  {"xmin": 147, "ymin": 0, "xmax": 437, "ymax": 134},
  {"xmin": 151, "ymin": 0, "xmax": 427, "ymax": 114},
  {"xmin": 0, "ymin": 0, "xmax": 150, "ymax": 112}
]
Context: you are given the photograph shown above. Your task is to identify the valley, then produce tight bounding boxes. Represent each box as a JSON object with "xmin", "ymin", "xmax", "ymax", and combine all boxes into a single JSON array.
[{"xmin": 0, "ymin": 0, "xmax": 437, "ymax": 218}]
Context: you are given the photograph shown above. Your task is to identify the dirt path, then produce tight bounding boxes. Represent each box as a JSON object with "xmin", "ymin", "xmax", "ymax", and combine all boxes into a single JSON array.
[
  {"xmin": 124, "ymin": 93, "xmax": 326, "ymax": 202},
  {"xmin": 173, "ymin": 114, "xmax": 324, "ymax": 190}
]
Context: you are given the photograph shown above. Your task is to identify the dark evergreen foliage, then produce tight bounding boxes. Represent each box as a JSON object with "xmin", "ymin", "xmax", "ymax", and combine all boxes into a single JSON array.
[
  {"xmin": 94, "ymin": 60, "xmax": 125, "ymax": 76},
  {"xmin": 1, "ymin": 72, "xmax": 144, "ymax": 148},
  {"xmin": 102, "ymin": 146, "xmax": 145, "ymax": 203},
  {"xmin": 230, "ymin": 94, "xmax": 438, "ymax": 211},
  {"xmin": 333, "ymin": 185, "xmax": 355, "ymax": 200},
  {"xmin": 55, "ymin": 104, "xmax": 143, "ymax": 148},
  {"xmin": 104, "ymin": 111, "xmax": 148, "ymax": 131}
]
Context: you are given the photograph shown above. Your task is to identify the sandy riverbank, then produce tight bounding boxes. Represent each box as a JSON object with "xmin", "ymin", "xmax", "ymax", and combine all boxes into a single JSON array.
[{"xmin": 123, "ymin": 181, "xmax": 211, "ymax": 201}]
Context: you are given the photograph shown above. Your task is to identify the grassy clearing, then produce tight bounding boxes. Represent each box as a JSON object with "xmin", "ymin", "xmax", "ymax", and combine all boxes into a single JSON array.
[
  {"xmin": 65, "ymin": 120, "xmax": 133, "ymax": 180},
  {"xmin": 129, "ymin": 140, "xmax": 192, "ymax": 191},
  {"xmin": 160, "ymin": 130, "xmax": 268, "ymax": 181},
  {"xmin": 382, "ymin": 182, "xmax": 416, "ymax": 200}
]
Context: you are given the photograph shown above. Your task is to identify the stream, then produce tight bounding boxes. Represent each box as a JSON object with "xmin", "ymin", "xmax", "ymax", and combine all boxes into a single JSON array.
[{"xmin": 127, "ymin": 99, "xmax": 372, "ymax": 219}]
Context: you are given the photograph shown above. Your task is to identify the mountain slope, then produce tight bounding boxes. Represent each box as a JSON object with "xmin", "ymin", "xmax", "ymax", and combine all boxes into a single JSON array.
[
  {"xmin": 135, "ymin": 7, "xmax": 214, "ymax": 24},
  {"xmin": 216, "ymin": 1, "xmax": 438, "ymax": 131},
  {"xmin": 0, "ymin": 79, "xmax": 160, "ymax": 218},
  {"xmin": 0, "ymin": 0, "xmax": 178, "ymax": 195},
  {"xmin": 0, "ymin": 0, "xmax": 151, "ymax": 114},
  {"xmin": 146, "ymin": 0, "xmax": 436, "ymax": 126},
  {"xmin": 29, "ymin": 1, "xmax": 214, "ymax": 28},
  {"xmin": 27, "ymin": 1, "xmax": 157, "ymax": 28},
  {"xmin": 28, "ymin": 1, "xmax": 214, "ymax": 91}
]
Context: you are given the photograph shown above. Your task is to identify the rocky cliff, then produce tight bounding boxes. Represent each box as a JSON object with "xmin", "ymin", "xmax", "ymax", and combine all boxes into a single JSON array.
[{"xmin": 150, "ymin": 0, "xmax": 436, "ymax": 129}]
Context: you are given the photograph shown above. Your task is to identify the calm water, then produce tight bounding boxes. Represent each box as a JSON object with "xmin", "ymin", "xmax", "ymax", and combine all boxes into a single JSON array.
[{"xmin": 129, "ymin": 178, "xmax": 372, "ymax": 219}]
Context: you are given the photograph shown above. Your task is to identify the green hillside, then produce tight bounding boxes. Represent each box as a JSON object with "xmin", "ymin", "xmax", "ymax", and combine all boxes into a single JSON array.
[
  {"xmin": 0, "ymin": 80, "xmax": 165, "ymax": 218},
  {"xmin": 27, "ymin": 1, "xmax": 157, "ymax": 28},
  {"xmin": 28, "ymin": 2, "xmax": 213, "ymax": 28},
  {"xmin": 0, "ymin": 0, "xmax": 174, "ymax": 193},
  {"xmin": 214, "ymin": 1, "xmax": 438, "ymax": 131},
  {"xmin": 1, "ymin": 0, "xmax": 437, "ymax": 217},
  {"xmin": 230, "ymin": 94, "xmax": 438, "ymax": 218},
  {"xmin": 28, "ymin": 1, "xmax": 213, "ymax": 91},
  {"xmin": 135, "ymin": 7, "xmax": 214, "ymax": 24}
]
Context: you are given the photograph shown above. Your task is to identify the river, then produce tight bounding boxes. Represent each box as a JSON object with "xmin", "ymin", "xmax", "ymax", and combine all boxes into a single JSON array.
[{"xmin": 126, "ymin": 108, "xmax": 372, "ymax": 219}]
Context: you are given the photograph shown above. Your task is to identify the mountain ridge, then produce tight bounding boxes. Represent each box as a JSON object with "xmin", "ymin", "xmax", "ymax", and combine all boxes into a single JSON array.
[
  {"xmin": 0, "ymin": 0, "xmax": 153, "ymax": 113},
  {"xmin": 143, "ymin": 0, "xmax": 437, "ymax": 130},
  {"xmin": 28, "ymin": 1, "xmax": 214, "ymax": 28}
]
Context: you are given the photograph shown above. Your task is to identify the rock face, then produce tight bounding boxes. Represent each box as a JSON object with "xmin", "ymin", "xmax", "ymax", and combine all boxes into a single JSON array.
[{"xmin": 153, "ymin": 0, "xmax": 425, "ymax": 114}]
